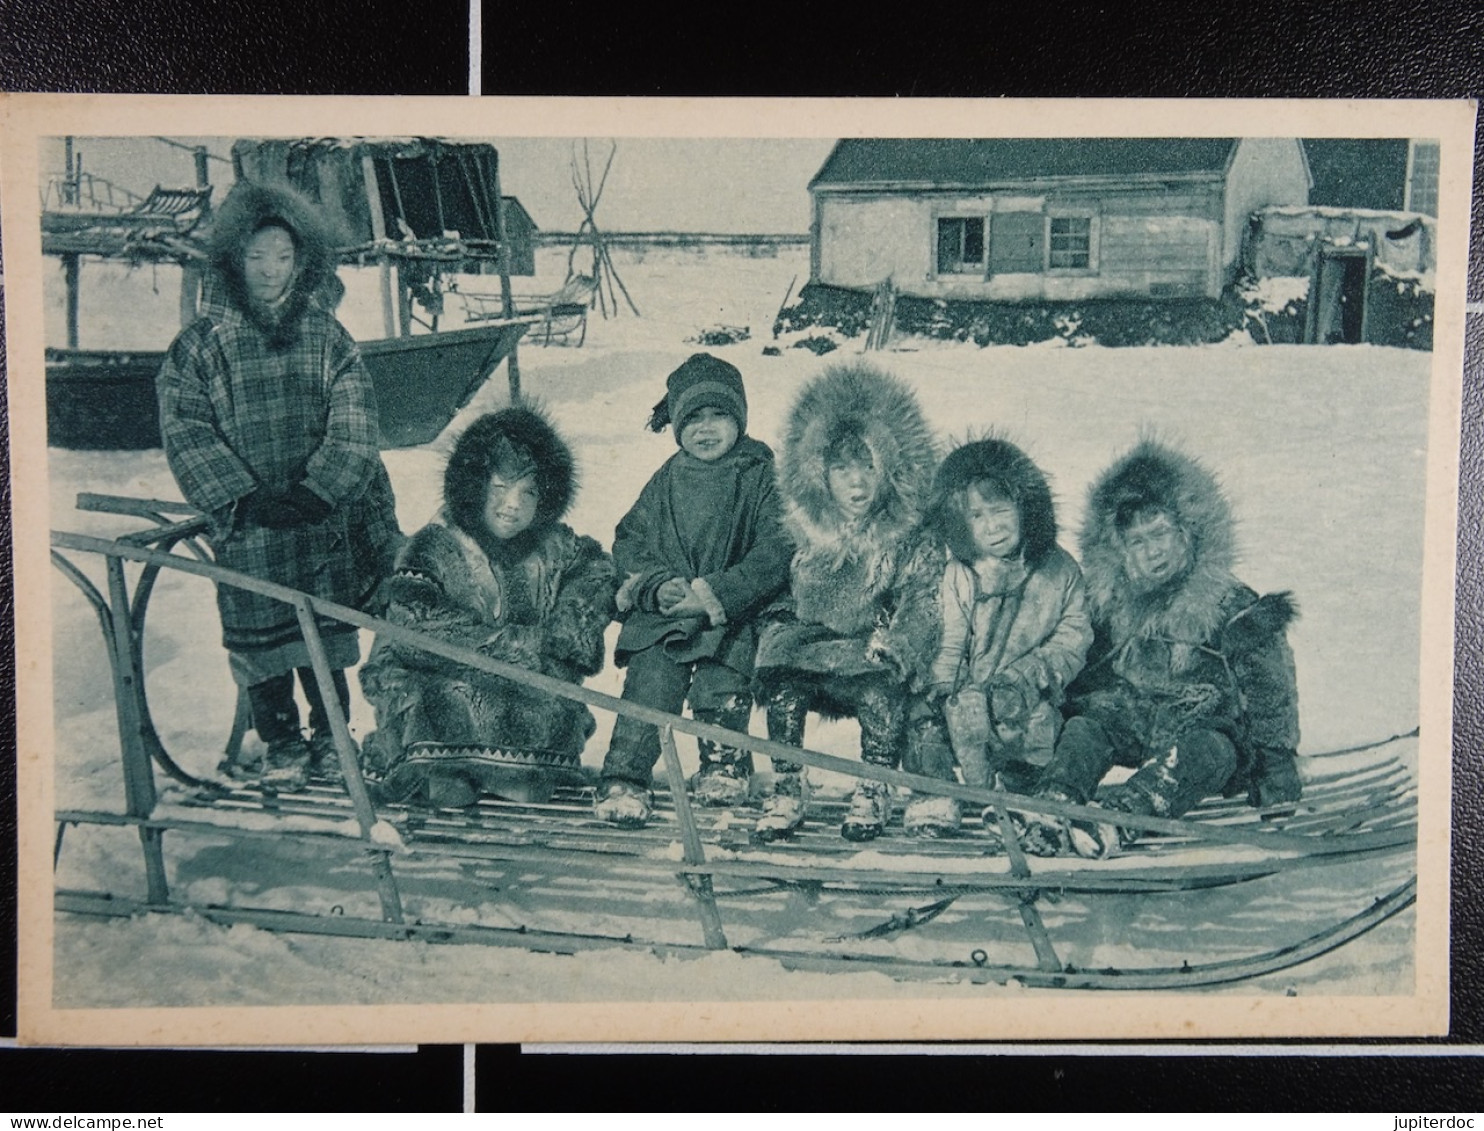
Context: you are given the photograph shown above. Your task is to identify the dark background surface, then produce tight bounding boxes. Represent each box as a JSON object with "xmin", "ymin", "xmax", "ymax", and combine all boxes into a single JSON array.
[{"xmin": 2, "ymin": 0, "xmax": 1482, "ymax": 1111}]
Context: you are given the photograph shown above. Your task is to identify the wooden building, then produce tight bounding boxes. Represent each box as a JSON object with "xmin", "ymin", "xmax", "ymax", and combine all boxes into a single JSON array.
[
  {"xmin": 496, "ymin": 196, "xmax": 539, "ymax": 275},
  {"xmin": 1246, "ymin": 140, "xmax": 1440, "ymax": 347},
  {"xmin": 807, "ymin": 138, "xmax": 1311, "ymax": 302}
]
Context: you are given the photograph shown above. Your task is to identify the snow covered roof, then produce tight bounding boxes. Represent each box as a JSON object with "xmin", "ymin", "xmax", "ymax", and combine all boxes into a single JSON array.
[
  {"xmin": 810, "ymin": 138, "xmax": 1241, "ymax": 190},
  {"xmin": 1258, "ymin": 204, "xmax": 1429, "ymax": 224}
]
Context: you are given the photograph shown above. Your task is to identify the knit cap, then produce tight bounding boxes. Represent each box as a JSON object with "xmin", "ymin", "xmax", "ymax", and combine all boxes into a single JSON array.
[{"xmin": 646, "ymin": 353, "xmax": 748, "ymax": 440}]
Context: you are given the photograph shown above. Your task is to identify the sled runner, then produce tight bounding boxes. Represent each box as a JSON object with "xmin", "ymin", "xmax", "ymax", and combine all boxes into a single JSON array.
[{"xmin": 49, "ymin": 496, "xmax": 1419, "ymax": 991}]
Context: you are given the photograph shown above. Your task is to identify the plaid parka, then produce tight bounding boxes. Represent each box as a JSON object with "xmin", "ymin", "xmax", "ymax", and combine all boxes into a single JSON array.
[{"xmin": 158, "ymin": 266, "xmax": 399, "ymax": 662}]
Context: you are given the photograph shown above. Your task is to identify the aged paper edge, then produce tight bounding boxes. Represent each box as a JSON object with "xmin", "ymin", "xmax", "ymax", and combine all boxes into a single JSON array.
[{"xmin": 2, "ymin": 94, "xmax": 1472, "ymax": 1045}]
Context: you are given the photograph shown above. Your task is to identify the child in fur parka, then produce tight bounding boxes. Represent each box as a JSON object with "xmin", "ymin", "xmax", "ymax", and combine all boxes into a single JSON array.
[
  {"xmin": 752, "ymin": 363, "xmax": 943, "ymax": 842},
  {"xmin": 596, "ymin": 354, "xmax": 793, "ymax": 828},
  {"xmin": 358, "ymin": 406, "xmax": 617, "ymax": 807},
  {"xmin": 158, "ymin": 180, "xmax": 400, "ymax": 788},
  {"xmin": 907, "ymin": 438, "xmax": 1093, "ymax": 837},
  {"xmin": 1024, "ymin": 438, "xmax": 1303, "ymax": 858}
]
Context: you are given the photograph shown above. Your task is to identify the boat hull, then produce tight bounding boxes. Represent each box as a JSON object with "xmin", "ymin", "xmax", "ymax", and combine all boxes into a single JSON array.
[{"xmin": 45, "ymin": 321, "xmax": 529, "ymax": 451}]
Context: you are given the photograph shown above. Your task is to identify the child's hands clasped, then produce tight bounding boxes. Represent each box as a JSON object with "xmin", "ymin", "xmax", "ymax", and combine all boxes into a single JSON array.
[
  {"xmin": 659, "ymin": 577, "xmax": 712, "ymax": 621},
  {"xmin": 656, "ymin": 577, "xmax": 692, "ymax": 612}
]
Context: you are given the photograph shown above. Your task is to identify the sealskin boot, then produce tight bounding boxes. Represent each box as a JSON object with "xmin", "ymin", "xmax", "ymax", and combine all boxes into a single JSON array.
[
  {"xmin": 690, "ymin": 700, "xmax": 755, "ymax": 807},
  {"xmin": 594, "ymin": 778, "xmax": 653, "ymax": 829},
  {"xmin": 1066, "ymin": 785, "xmax": 1148, "ymax": 860},
  {"xmin": 841, "ymin": 778, "xmax": 892, "ymax": 842},
  {"xmin": 260, "ymin": 734, "xmax": 311, "ymax": 791},
  {"xmin": 904, "ymin": 794, "xmax": 961, "ymax": 838},
  {"xmin": 754, "ymin": 683, "xmax": 811, "ymax": 841},
  {"xmin": 754, "ymin": 771, "xmax": 810, "ymax": 842}
]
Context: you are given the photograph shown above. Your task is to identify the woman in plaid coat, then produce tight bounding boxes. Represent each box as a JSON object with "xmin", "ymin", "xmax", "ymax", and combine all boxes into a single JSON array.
[{"xmin": 157, "ymin": 181, "xmax": 401, "ymax": 785}]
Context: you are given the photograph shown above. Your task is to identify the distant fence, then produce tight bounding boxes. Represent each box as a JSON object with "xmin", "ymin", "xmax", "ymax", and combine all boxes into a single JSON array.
[{"xmin": 536, "ymin": 231, "xmax": 809, "ymax": 251}]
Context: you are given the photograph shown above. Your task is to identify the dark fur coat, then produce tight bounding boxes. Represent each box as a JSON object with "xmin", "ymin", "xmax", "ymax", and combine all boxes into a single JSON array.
[
  {"xmin": 755, "ymin": 363, "xmax": 943, "ymax": 699},
  {"xmin": 359, "ymin": 407, "xmax": 617, "ymax": 767},
  {"xmin": 1065, "ymin": 440, "xmax": 1301, "ymax": 776}
]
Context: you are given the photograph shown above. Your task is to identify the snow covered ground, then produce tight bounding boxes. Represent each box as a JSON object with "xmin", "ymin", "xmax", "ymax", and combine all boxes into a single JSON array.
[{"xmin": 41, "ymin": 244, "xmax": 1429, "ymax": 1015}]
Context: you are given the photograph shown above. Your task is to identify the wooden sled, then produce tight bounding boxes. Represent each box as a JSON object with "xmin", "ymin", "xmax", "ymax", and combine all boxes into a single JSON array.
[
  {"xmin": 458, "ymin": 275, "xmax": 596, "ymax": 347},
  {"xmin": 49, "ymin": 497, "xmax": 1419, "ymax": 991}
]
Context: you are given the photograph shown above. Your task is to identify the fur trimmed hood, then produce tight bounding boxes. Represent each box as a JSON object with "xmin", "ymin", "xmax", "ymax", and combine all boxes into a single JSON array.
[
  {"xmin": 777, "ymin": 362, "xmax": 939, "ymax": 550},
  {"xmin": 928, "ymin": 436, "xmax": 1058, "ymax": 568},
  {"xmin": 202, "ymin": 180, "xmax": 347, "ymax": 345},
  {"xmin": 1080, "ymin": 438, "xmax": 1239, "ymax": 647},
  {"xmin": 443, "ymin": 406, "xmax": 577, "ymax": 562}
]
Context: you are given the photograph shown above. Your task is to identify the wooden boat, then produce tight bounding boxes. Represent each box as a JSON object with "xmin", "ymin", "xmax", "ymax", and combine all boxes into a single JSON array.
[
  {"xmin": 43, "ymin": 137, "xmax": 537, "ymax": 451},
  {"xmin": 47, "ymin": 494, "xmax": 1419, "ymax": 992},
  {"xmin": 46, "ymin": 320, "xmax": 531, "ymax": 451}
]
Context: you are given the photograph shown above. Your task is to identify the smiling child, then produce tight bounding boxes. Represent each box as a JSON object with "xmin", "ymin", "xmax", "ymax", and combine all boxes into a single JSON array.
[{"xmin": 595, "ymin": 354, "xmax": 792, "ymax": 828}]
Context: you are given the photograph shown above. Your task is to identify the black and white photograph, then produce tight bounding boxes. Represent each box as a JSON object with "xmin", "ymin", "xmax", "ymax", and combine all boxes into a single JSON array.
[{"xmin": 4, "ymin": 95, "xmax": 1470, "ymax": 1046}]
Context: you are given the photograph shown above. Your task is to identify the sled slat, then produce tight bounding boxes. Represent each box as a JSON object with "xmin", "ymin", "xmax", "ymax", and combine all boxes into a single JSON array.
[
  {"xmin": 295, "ymin": 598, "xmax": 404, "ymax": 926},
  {"xmin": 659, "ymin": 724, "xmax": 728, "ymax": 950}
]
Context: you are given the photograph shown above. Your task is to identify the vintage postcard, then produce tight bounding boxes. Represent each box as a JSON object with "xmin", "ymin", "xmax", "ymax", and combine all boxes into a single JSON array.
[{"xmin": 3, "ymin": 95, "xmax": 1472, "ymax": 1045}]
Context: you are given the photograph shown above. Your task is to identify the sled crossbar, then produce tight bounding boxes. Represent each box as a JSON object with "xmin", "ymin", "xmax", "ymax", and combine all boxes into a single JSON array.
[{"xmin": 49, "ymin": 516, "xmax": 1421, "ymax": 984}]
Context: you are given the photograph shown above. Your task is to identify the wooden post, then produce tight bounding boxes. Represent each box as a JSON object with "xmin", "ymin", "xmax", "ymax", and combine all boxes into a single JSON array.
[
  {"xmin": 490, "ymin": 153, "xmax": 522, "ymax": 403},
  {"xmin": 397, "ymin": 274, "xmax": 414, "ymax": 340},
  {"xmin": 178, "ymin": 146, "xmax": 211, "ymax": 329},
  {"xmin": 105, "ymin": 557, "xmax": 168, "ymax": 905},
  {"xmin": 64, "ymin": 254, "xmax": 81, "ymax": 349},
  {"xmin": 657, "ymin": 725, "xmax": 728, "ymax": 950},
  {"xmin": 292, "ymin": 598, "xmax": 405, "ymax": 926},
  {"xmin": 362, "ymin": 152, "xmax": 398, "ymax": 339},
  {"xmin": 177, "ymin": 269, "xmax": 199, "ymax": 330}
]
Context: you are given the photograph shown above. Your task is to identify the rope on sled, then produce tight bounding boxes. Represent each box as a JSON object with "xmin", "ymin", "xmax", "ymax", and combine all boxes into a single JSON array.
[{"xmin": 1306, "ymin": 727, "xmax": 1420, "ymax": 760}]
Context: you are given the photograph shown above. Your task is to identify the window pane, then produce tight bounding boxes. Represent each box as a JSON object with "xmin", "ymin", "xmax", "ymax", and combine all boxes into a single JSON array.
[
  {"xmin": 937, "ymin": 218, "xmax": 963, "ymax": 273},
  {"xmin": 1408, "ymin": 141, "xmax": 1439, "ymax": 216},
  {"xmin": 1049, "ymin": 216, "xmax": 1091, "ymax": 269},
  {"xmin": 963, "ymin": 218, "xmax": 984, "ymax": 264},
  {"xmin": 937, "ymin": 217, "xmax": 985, "ymax": 274}
]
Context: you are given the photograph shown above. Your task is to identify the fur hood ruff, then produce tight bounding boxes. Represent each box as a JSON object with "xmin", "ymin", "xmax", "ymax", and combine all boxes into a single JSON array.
[
  {"xmin": 777, "ymin": 362, "xmax": 939, "ymax": 571},
  {"xmin": 443, "ymin": 405, "xmax": 577, "ymax": 565},
  {"xmin": 202, "ymin": 180, "xmax": 347, "ymax": 345},
  {"xmin": 928, "ymin": 435, "xmax": 1059, "ymax": 568},
  {"xmin": 1080, "ymin": 438, "xmax": 1244, "ymax": 649}
]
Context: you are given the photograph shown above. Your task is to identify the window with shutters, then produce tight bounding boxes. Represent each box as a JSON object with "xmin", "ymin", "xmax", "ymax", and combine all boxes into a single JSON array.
[{"xmin": 936, "ymin": 216, "xmax": 986, "ymax": 275}]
